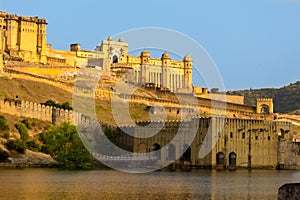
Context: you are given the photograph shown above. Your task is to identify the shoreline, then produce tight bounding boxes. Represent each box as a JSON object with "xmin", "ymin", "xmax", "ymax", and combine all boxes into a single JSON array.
[{"xmin": 0, "ymin": 162, "xmax": 299, "ymax": 171}]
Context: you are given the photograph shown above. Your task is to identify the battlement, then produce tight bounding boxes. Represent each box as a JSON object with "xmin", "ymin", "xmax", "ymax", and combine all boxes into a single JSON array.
[{"xmin": 257, "ymin": 98, "xmax": 273, "ymax": 102}]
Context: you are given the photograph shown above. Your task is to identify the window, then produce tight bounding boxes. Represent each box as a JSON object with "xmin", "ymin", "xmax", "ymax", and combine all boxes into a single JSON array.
[
  {"xmin": 268, "ymin": 136, "xmax": 270, "ymax": 141},
  {"xmin": 230, "ymin": 132, "xmax": 233, "ymax": 139},
  {"xmin": 242, "ymin": 132, "xmax": 245, "ymax": 139},
  {"xmin": 255, "ymin": 136, "xmax": 258, "ymax": 140}
]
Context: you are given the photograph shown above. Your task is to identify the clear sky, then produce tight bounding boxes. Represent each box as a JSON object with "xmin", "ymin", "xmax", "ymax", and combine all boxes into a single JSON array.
[{"xmin": 1, "ymin": 0, "xmax": 300, "ymax": 90}]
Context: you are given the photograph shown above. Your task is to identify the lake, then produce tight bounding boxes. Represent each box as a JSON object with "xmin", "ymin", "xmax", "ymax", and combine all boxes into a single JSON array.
[{"xmin": 0, "ymin": 169, "xmax": 299, "ymax": 199}]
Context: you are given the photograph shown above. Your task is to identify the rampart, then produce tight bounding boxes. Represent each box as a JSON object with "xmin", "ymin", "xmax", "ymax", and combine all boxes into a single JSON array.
[{"xmin": 0, "ymin": 98, "xmax": 93, "ymax": 126}]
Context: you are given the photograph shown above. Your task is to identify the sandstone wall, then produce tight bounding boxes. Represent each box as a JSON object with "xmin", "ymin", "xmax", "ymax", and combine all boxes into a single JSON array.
[{"xmin": 0, "ymin": 98, "xmax": 92, "ymax": 127}]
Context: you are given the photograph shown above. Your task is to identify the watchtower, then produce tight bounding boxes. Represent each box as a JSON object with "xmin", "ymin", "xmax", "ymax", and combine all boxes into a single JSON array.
[
  {"xmin": 70, "ymin": 43, "xmax": 81, "ymax": 52},
  {"xmin": 183, "ymin": 54, "xmax": 193, "ymax": 89},
  {"xmin": 256, "ymin": 98, "xmax": 273, "ymax": 114}
]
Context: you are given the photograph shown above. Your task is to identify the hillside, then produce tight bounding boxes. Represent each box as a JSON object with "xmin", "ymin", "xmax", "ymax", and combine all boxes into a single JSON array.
[
  {"xmin": 0, "ymin": 77, "xmax": 161, "ymax": 124},
  {"xmin": 227, "ymin": 81, "xmax": 300, "ymax": 114},
  {"xmin": 0, "ymin": 76, "xmax": 72, "ymax": 104}
]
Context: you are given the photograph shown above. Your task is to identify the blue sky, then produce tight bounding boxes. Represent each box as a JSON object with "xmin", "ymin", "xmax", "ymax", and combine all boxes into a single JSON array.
[{"xmin": 1, "ymin": 0, "xmax": 300, "ymax": 90}]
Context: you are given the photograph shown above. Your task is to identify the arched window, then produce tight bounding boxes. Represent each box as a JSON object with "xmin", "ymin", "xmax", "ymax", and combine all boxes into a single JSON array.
[
  {"xmin": 216, "ymin": 152, "xmax": 225, "ymax": 167},
  {"xmin": 261, "ymin": 104, "xmax": 270, "ymax": 114},
  {"xmin": 229, "ymin": 152, "xmax": 237, "ymax": 169},
  {"xmin": 151, "ymin": 143, "xmax": 161, "ymax": 160},
  {"xmin": 167, "ymin": 144, "xmax": 176, "ymax": 161},
  {"xmin": 181, "ymin": 144, "xmax": 191, "ymax": 162},
  {"xmin": 113, "ymin": 55, "xmax": 118, "ymax": 63}
]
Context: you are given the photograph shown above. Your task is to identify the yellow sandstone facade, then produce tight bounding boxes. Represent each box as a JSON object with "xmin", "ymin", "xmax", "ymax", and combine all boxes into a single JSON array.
[
  {"xmin": 0, "ymin": 11, "xmax": 193, "ymax": 93},
  {"xmin": 0, "ymin": 11, "xmax": 47, "ymax": 64},
  {"xmin": 0, "ymin": 11, "xmax": 273, "ymax": 109}
]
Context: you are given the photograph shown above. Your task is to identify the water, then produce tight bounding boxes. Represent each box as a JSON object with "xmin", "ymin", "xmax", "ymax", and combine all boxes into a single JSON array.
[{"xmin": 0, "ymin": 169, "xmax": 299, "ymax": 200}]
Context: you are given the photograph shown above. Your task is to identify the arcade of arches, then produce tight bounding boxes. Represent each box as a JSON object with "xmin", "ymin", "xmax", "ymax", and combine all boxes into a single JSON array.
[{"xmin": 131, "ymin": 116, "xmax": 293, "ymax": 169}]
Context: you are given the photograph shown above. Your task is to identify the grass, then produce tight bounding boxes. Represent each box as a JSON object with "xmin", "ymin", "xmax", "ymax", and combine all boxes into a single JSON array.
[{"xmin": 0, "ymin": 77, "xmax": 72, "ymax": 104}]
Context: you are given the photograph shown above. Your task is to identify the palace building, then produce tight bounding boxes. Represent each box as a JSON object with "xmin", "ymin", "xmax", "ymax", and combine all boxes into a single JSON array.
[
  {"xmin": 0, "ymin": 11, "xmax": 193, "ymax": 93},
  {"xmin": 0, "ymin": 11, "xmax": 47, "ymax": 64}
]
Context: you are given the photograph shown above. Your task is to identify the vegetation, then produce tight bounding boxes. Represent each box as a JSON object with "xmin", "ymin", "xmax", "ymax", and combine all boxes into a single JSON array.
[
  {"xmin": 0, "ymin": 115, "xmax": 9, "ymax": 132},
  {"xmin": 0, "ymin": 149, "xmax": 8, "ymax": 162},
  {"xmin": 26, "ymin": 140, "xmax": 41, "ymax": 152},
  {"xmin": 227, "ymin": 81, "xmax": 300, "ymax": 113},
  {"xmin": 20, "ymin": 119, "xmax": 31, "ymax": 129},
  {"xmin": 15, "ymin": 122, "xmax": 29, "ymax": 141},
  {"xmin": 42, "ymin": 100, "xmax": 72, "ymax": 110},
  {"xmin": 39, "ymin": 123, "xmax": 94, "ymax": 169},
  {"xmin": 6, "ymin": 139, "xmax": 26, "ymax": 153}
]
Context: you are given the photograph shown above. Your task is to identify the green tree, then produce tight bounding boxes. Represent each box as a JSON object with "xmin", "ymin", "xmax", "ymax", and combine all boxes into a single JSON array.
[
  {"xmin": 61, "ymin": 102, "xmax": 72, "ymax": 110},
  {"xmin": 39, "ymin": 123, "xmax": 94, "ymax": 169},
  {"xmin": 43, "ymin": 100, "xmax": 57, "ymax": 107}
]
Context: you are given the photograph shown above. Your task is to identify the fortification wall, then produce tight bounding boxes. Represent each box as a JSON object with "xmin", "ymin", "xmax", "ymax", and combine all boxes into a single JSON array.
[
  {"xmin": 0, "ymin": 97, "xmax": 297, "ymax": 169},
  {"xmin": 2, "ymin": 67, "xmax": 273, "ymax": 121},
  {"xmin": 131, "ymin": 117, "xmax": 296, "ymax": 169},
  {"xmin": 3, "ymin": 68, "xmax": 73, "ymax": 92},
  {"xmin": 196, "ymin": 93, "xmax": 244, "ymax": 105},
  {"xmin": 0, "ymin": 98, "xmax": 67, "ymax": 124}
]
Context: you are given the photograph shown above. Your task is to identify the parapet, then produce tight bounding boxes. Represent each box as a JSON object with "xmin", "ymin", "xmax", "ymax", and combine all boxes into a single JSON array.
[{"xmin": 257, "ymin": 98, "xmax": 273, "ymax": 102}]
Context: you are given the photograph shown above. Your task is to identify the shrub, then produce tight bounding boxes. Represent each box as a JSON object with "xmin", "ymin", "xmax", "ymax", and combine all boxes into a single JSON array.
[
  {"xmin": 6, "ymin": 139, "xmax": 26, "ymax": 153},
  {"xmin": 26, "ymin": 140, "xmax": 41, "ymax": 152},
  {"xmin": 43, "ymin": 100, "xmax": 57, "ymax": 107},
  {"xmin": 61, "ymin": 102, "xmax": 72, "ymax": 110},
  {"xmin": 0, "ymin": 149, "xmax": 9, "ymax": 162},
  {"xmin": 42, "ymin": 100, "xmax": 72, "ymax": 110},
  {"xmin": 21, "ymin": 119, "xmax": 31, "ymax": 129},
  {"xmin": 15, "ymin": 122, "xmax": 29, "ymax": 141},
  {"xmin": 0, "ymin": 115, "xmax": 9, "ymax": 132}
]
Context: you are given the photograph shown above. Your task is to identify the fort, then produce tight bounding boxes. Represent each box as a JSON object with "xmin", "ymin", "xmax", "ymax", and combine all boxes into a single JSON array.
[
  {"xmin": 0, "ymin": 98, "xmax": 299, "ymax": 169},
  {"xmin": 0, "ymin": 11, "xmax": 299, "ymax": 169}
]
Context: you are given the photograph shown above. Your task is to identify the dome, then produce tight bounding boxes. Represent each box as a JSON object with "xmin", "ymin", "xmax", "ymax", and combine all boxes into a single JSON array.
[
  {"xmin": 118, "ymin": 38, "xmax": 124, "ymax": 42},
  {"xmin": 161, "ymin": 51, "xmax": 171, "ymax": 60},
  {"xmin": 107, "ymin": 36, "xmax": 113, "ymax": 41},
  {"xmin": 183, "ymin": 54, "xmax": 192, "ymax": 62},
  {"xmin": 141, "ymin": 49, "xmax": 150, "ymax": 57}
]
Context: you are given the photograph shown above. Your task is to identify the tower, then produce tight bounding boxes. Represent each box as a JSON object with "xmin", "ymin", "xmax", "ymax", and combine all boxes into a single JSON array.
[
  {"xmin": 96, "ymin": 36, "xmax": 128, "ymax": 65},
  {"xmin": 70, "ymin": 43, "xmax": 81, "ymax": 52},
  {"xmin": 256, "ymin": 98, "xmax": 273, "ymax": 114},
  {"xmin": 161, "ymin": 51, "xmax": 171, "ymax": 89},
  {"xmin": 183, "ymin": 54, "xmax": 193, "ymax": 89},
  {"xmin": 140, "ymin": 49, "xmax": 150, "ymax": 83},
  {"xmin": 5, "ymin": 14, "xmax": 18, "ymax": 52},
  {"xmin": 37, "ymin": 18, "xmax": 47, "ymax": 63}
]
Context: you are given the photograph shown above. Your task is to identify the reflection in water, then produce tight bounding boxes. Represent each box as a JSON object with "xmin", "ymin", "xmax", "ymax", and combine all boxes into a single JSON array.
[{"xmin": 0, "ymin": 169, "xmax": 299, "ymax": 200}]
